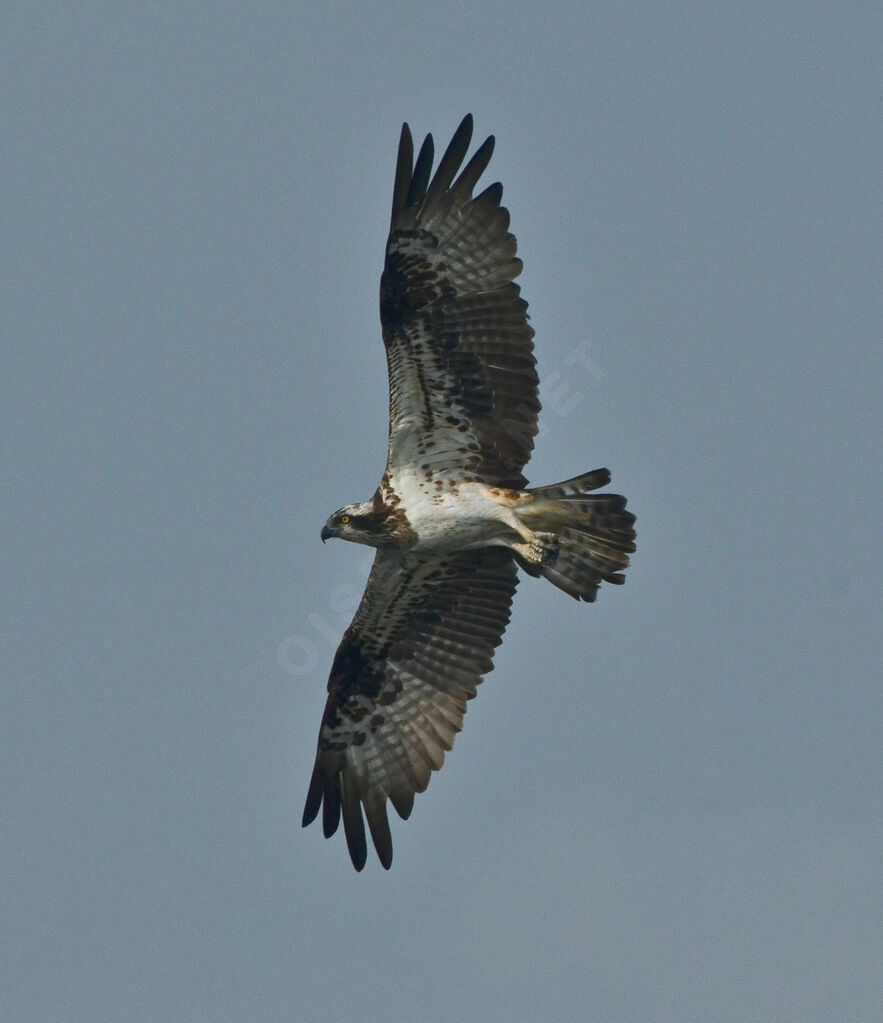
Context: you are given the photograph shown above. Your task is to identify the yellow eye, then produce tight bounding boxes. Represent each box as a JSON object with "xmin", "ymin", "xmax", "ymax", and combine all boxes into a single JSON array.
[{"xmin": 340, "ymin": 514, "xmax": 351, "ymax": 525}]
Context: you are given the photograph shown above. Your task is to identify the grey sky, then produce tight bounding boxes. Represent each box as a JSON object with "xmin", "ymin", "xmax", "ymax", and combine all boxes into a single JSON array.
[{"xmin": 4, "ymin": 3, "xmax": 881, "ymax": 1021}]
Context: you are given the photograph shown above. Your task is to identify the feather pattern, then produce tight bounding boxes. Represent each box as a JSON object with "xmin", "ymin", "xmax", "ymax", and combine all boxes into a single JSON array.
[
  {"xmin": 380, "ymin": 114, "xmax": 539, "ymax": 488},
  {"xmin": 303, "ymin": 548, "xmax": 517, "ymax": 870}
]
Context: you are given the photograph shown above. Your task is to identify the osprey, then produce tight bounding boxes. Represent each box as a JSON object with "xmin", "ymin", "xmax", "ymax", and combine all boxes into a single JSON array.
[{"xmin": 303, "ymin": 115, "xmax": 636, "ymax": 870}]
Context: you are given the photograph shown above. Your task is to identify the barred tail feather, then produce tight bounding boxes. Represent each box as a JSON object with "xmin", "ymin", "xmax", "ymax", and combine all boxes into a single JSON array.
[
  {"xmin": 520, "ymin": 471, "xmax": 636, "ymax": 601},
  {"xmin": 527, "ymin": 467, "xmax": 612, "ymax": 499}
]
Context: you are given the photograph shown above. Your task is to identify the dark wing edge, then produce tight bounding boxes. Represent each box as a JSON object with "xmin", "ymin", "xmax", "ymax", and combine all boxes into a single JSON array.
[
  {"xmin": 302, "ymin": 546, "xmax": 518, "ymax": 871},
  {"xmin": 380, "ymin": 115, "xmax": 540, "ymax": 488}
]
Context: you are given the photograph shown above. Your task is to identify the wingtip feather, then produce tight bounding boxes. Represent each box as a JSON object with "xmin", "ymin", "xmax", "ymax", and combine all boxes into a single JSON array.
[
  {"xmin": 364, "ymin": 796, "xmax": 394, "ymax": 870},
  {"xmin": 302, "ymin": 754, "xmax": 325, "ymax": 827},
  {"xmin": 341, "ymin": 773, "xmax": 368, "ymax": 870},
  {"xmin": 390, "ymin": 122, "xmax": 414, "ymax": 228}
]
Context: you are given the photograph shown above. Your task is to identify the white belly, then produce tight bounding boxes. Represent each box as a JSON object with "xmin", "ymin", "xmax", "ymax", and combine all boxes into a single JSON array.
[{"xmin": 395, "ymin": 475, "xmax": 519, "ymax": 551}]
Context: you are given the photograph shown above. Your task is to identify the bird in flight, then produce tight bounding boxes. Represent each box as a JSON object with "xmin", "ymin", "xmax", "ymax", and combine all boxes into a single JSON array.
[{"xmin": 303, "ymin": 115, "xmax": 636, "ymax": 870}]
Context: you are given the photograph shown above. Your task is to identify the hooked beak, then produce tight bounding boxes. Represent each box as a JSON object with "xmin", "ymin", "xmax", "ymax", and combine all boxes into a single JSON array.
[{"xmin": 320, "ymin": 524, "xmax": 335, "ymax": 543}]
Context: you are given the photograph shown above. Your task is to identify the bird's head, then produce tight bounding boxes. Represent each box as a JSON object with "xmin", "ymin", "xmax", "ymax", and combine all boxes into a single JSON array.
[{"xmin": 320, "ymin": 501, "xmax": 385, "ymax": 547}]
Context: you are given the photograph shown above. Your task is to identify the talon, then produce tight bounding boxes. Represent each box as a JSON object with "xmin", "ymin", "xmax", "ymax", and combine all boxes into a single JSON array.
[
  {"xmin": 512, "ymin": 533, "xmax": 559, "ymax": 566},
  {"xmin": 533, "ymin": 531, "xmax": 559, "ymax": 566},
  {"xmin": 540, "ymin": 542, "xmax": 559, "ymax": 566}
]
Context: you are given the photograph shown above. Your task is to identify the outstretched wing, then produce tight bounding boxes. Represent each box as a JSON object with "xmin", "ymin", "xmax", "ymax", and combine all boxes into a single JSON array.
[
  {"xmin": 302, "ymin": 547, "xmax": 518, "ymax": 870},
  {"xmin": 380, "ymin": 114, "xmax": 540, "ymax": 489}
]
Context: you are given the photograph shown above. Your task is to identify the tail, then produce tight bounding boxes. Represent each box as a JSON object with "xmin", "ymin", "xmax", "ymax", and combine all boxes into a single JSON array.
[{"xmin": 517, "ymin": 469, "xmax": 636, "ymax": 602}]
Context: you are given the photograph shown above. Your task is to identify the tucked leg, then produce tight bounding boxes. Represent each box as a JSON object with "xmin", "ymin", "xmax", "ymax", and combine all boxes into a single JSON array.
[{"xmin": 511, "ymin": 531, "xmax": 559, "ymax": 566}]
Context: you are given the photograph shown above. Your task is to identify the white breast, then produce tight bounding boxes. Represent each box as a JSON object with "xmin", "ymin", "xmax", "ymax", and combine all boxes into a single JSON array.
[{"xmin": 393, "ymin": 473, "xmax": 515, "ymax": 551}]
